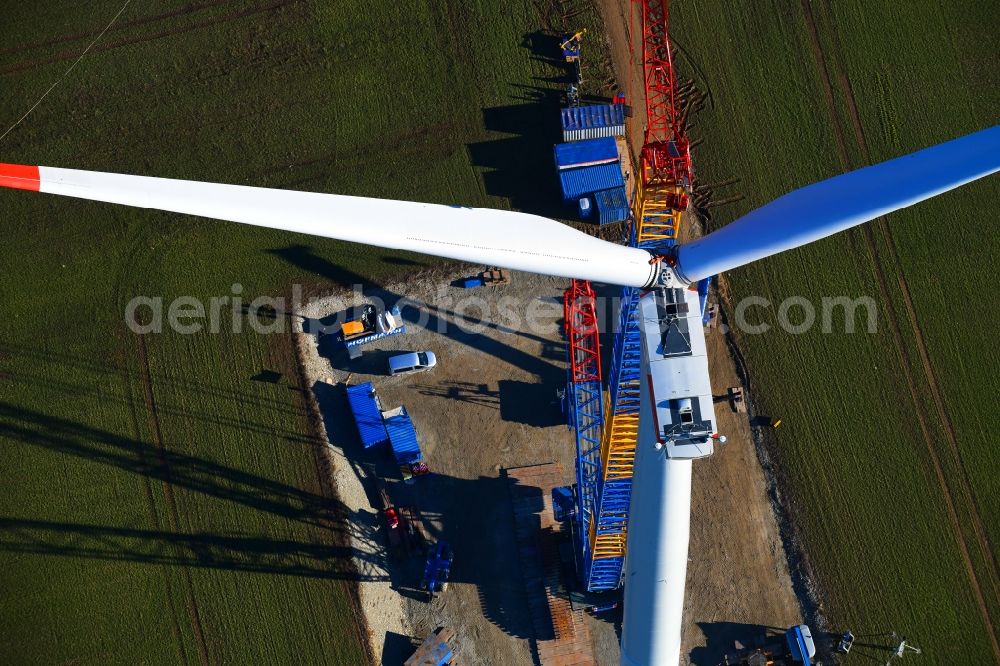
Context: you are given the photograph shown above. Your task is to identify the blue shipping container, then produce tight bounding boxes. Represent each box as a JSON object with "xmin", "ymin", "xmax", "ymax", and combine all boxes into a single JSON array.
[
  {"xmin": 553, "ymin": 137, "xmax": 619, "ymax": 170},
  {"xmin": 559, "ymin": 162, "xmax": 625, "ymax": 200},
  {"xmin": 346, "ymin": 383, "xmax": 389, "ymax": 449},
  {"xmin": 385, "ymin": 407, "xmax": 422, "ymax": 465},
  {"xmin": 561, "ymin": 104, "xmax": 626, "ymax": 141},
  {"xmin": 593, "ymin": 187, "xmax": 630, "ymax": 225}
]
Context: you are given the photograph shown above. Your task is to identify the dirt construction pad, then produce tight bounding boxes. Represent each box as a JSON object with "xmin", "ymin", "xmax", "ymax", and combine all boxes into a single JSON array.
[{"xmin": 292, "ymin": 264, "xmax": 803, "ymax": 665}]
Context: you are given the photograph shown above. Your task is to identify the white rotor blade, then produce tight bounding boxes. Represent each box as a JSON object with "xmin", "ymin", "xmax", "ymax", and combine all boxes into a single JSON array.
[
  {"xmin": 675, "ymin": 125, "xmax": 1000, "ymax": 283},
  {"xmin": 0, "ymin": 163, "xmax": 657, "ymax": 287}
]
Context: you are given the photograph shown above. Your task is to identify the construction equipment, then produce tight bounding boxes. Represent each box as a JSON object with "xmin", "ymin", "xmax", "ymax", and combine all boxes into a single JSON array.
[
  {"xmin": 836, "ymin": 631, "xmax": 855, "ymax": 655},
  {"xmin": 887, "ymin": 633, "xmax": 922, "ymax": 663},
  {"xmin": 374, "ymin": 478, "xmax": 406, "ymax": 553},
  {"xmin": 380, "ymin": 503, "xmax": 404, "ymax": 551},
  {"xmin": 721, "ymin": 625, "xmax": 817, "ymax": 666},
  {"xmin": 340, "ymin": 304, "xmax": 406, "ymax": 359},
  {"xmin": 421, "ymin": 540, "xmax": 453, "ymax": 599},
  {"xmin": 383, "ymin": 506, "xmax": 403, "ymax": 549},
  {"xmin": 560, "ymin": 30, "xmax": 586, "ymax": 62},
  {"xmin": 561, "ymin": 29, "xmax": 586, "ymax": 103}
]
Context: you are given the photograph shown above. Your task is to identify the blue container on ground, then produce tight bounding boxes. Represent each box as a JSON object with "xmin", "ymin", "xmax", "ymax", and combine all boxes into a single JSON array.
[
  {"xmin": 559, "ymin": 162, "xmax": 625, "ymax": 200},
  {"xmin": 385, "ymin": 407, "xmax": 422, "ymax": 465},
  {"xmin": 553, "ymin": 137, "xmax": 619, "ymax": 170},
  {"xmin": 346, "ymin": 383, "xmax": 389, "ymax": 448},
  {"xmin": 593, "ymin": 187, "xmax": 630, "ymax": 225},
  {"xmin": 462, "ymin": 276, "xmax": 484, "ymax": 288}
]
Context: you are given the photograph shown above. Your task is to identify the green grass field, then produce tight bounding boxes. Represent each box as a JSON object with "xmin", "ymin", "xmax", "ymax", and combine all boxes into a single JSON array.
[
  {"xmin": 671, "ymin": 1, "xmax": 999, "ymax": 662},
  {"xmin": 0, "ymin": 1, "xmax": 592, "ymax": 663}
]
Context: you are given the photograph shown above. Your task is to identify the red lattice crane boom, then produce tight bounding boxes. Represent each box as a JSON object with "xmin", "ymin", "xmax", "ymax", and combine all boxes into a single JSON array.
[
  {"xmin": 637, "ymin": 0, "xmax": 691, "ymax": 190},
  {"xmin": 564, "ymin": 279, "xmax": 602, "ymax": 384}
]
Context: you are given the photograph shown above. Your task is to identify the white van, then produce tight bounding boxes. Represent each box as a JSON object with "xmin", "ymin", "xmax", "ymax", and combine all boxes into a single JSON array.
[{"xmin": 387, "ymin": 351, "xmax": 437, "ymax": 376}]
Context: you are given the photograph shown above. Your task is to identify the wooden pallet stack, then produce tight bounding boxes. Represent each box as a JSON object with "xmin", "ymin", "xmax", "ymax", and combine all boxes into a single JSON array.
[{"xmin": 506, "ymin": 464, "xmax": 595, "ymax": 666}]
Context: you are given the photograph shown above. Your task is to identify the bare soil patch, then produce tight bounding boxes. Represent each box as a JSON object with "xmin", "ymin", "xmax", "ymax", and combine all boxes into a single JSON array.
[
  {"xmin": 292, "ymin": 256, "xmax": 807, "ymax": 664},
  {"xmin": 294, "ymin": 269, "xmax": 578, "ymax": 665}
]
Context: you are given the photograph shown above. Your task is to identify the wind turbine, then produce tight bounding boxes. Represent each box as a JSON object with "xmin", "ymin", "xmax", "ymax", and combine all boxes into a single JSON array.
[{"xmin": 2, "ymin": 124, "xmax": 998, "ymax": 666}]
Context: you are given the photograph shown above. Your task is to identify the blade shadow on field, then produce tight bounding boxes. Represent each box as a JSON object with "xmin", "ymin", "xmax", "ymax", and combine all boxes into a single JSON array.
[
  {"xmin": 0, "ymin": 400, "xmax": 389, "ymax": 582},
  {"xmin": 0, "ymin": 516, "xmax": 372, "ymax": 581},
  {"xmin": 267, "ymin": 245, "xmax": 562, "ymax": 380}
]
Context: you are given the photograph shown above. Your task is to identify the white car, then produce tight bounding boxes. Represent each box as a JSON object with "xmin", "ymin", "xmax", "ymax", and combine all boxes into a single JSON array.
[{"xmin": 387, "ymin": 351, "xmax": 437, "ymax": 376}]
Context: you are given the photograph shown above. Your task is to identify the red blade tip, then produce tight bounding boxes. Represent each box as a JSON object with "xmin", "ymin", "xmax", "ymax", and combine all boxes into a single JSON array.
[{"xmin": 0, "ymin": 163, "xmax": 40, "ymax": 192}]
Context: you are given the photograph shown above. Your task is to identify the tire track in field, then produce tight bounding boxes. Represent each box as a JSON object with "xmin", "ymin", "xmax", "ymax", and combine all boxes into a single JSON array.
[
  {"xmin": 816, "ymin": 0, "xmax": 1000, "ymax": 608},
  {"xmin": 0, "ymin": 0, "xmax": 302, "ymax": 77},
  {"xmin": 0, "ymin": 0, "xmax": 237, "ymax": 58},
  {"xmin": 136, "ymin": 334, "xmax": 211, "ymax": 666},
  {"xmin": 113, "ymin": 237, "xmax": 190, "ymax": 666},
  {"xmin": 799, "ymin": 2, "xmax": 1000, "ymax": 659},
  {"xmin": 122, "ymin": 357, "xmax": 190, "ymax": 666}
]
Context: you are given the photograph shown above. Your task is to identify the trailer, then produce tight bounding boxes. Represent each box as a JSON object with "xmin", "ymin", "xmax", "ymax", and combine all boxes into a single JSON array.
[
  {"xmin": 341, "ymin": 304, "xmax": 407, "ymax": 359},
  {"xmin": 345, "ymin": 383, "xmax": 389, "ymax": 449},
  {"xmin": 398, "ymin": 505, "xmax": 427, "ymax": 553},
  {"xmin": 404, "ymin": 627, "xmax": 456, "ymax": 666}
]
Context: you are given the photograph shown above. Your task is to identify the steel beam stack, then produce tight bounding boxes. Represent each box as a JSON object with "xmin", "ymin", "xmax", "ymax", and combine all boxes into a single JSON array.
[{"xmin": 563, "ymin": 280, "xmax": 605, "ymax": 589}]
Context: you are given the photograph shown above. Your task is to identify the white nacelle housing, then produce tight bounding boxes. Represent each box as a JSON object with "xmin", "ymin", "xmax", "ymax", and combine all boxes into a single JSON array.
[{"xmin": 639, "ymin": 287, "xmax": 716, "ymax": 459}]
